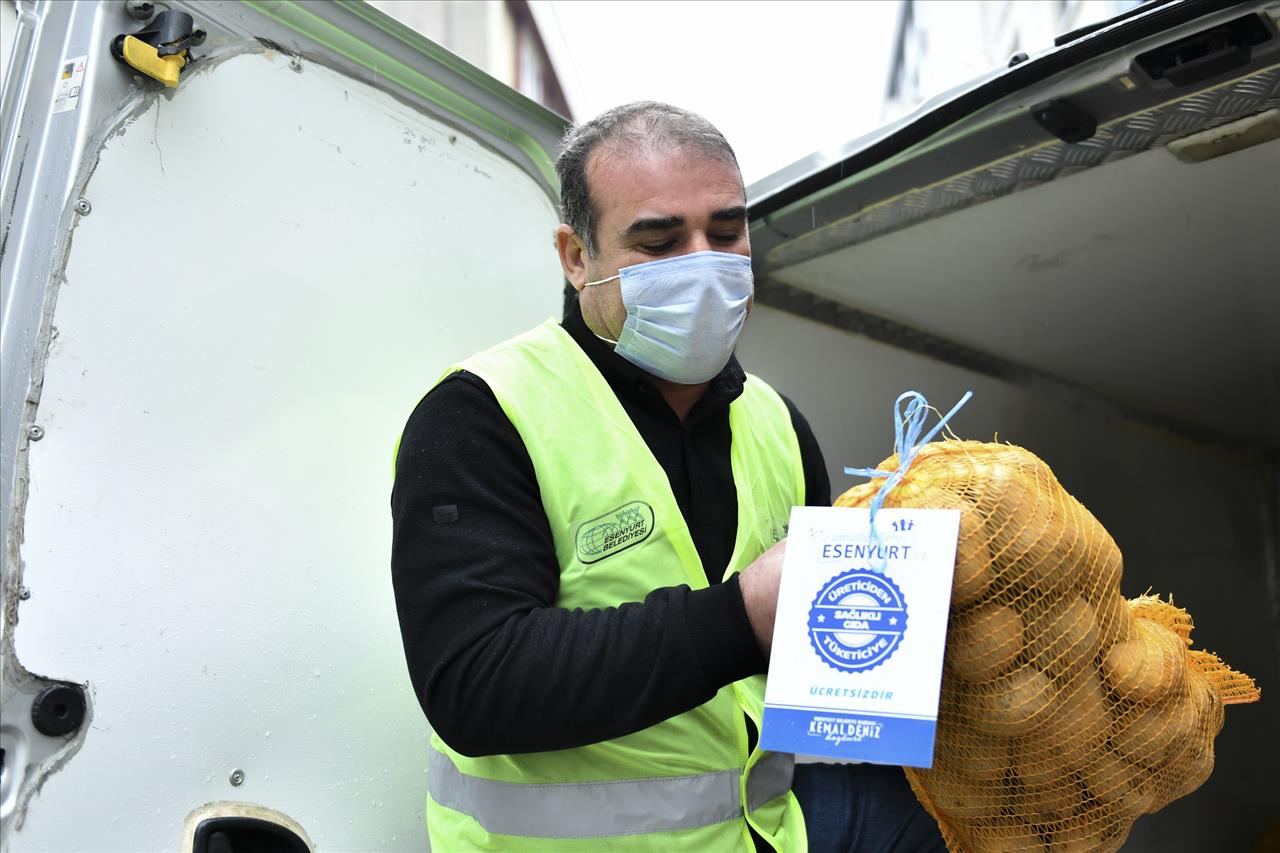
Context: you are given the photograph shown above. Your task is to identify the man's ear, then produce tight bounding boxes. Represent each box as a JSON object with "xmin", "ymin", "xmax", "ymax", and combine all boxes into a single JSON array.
[{"xmin": 556, "ymin": 224, "xmax": 589, "ymax": 291}]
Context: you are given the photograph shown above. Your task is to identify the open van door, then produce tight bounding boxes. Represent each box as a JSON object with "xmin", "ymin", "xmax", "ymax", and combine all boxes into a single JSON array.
[
  {"xmin": 736, "ymin": 1, "xmax": 1279, "ymax": 850},
  {"xmin": 0, "ymin": 1, "xmax": 567, "ymax": 849}
]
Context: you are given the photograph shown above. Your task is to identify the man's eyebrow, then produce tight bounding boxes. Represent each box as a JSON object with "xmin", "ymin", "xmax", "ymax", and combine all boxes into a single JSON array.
[
  {"xmin": 711, "ymin": 206, "xmax": 748, "ymax": 222},
  {"xmin": 621, "ymin": 207, "xmax": 747, "ymax": 238},
  {"xmin": 622, "ymin": 215, "xmax": 683, "ymax": 237}
]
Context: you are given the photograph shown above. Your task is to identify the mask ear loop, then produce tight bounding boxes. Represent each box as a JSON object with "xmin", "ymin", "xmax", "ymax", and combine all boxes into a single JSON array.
[{"xmin": 579, "ymin": 273, "xmax": 622, "ymax": 344}]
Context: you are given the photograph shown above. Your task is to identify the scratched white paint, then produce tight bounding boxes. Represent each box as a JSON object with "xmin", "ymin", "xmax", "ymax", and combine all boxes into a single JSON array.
[
  {"xmin": 13, "ymin": 50, "xmax": 560, "ymax": 851},
  {"xmin": 0, "ymin": 1, "xmax": 17, "ymax": 95}
]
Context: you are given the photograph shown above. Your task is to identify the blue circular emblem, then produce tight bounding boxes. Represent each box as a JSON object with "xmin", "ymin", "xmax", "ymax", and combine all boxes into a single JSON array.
[{"xmin": 808, "ymin": 570, "xmax": 908, "ymax": 673}]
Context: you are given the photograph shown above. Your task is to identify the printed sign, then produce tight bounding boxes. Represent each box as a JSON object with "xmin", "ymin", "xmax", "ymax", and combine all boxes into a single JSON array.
[
  {"xmin": 761, "ymin": 506, "xmax": 959, "ymax": 767},
  {"xmin": 53, "ymin": 55, "xmax": 88, "ymax": 114}
]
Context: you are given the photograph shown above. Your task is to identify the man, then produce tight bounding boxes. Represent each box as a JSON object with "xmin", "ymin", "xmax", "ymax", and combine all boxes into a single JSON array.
[{"xmin": 391, "ymin": 102, "xmax": 943, "ymax": 851}]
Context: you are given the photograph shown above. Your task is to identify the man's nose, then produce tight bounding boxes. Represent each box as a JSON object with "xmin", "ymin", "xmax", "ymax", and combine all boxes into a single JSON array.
[{"xmin": 688, "ymin": 232, "xmax": 713, "ymax": 254}]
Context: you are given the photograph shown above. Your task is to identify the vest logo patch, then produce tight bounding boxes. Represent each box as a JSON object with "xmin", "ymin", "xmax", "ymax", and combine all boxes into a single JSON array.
[
  {"xmin": 769, "ymin": 523, "xmax": 789, "ymax": 546},
  {"xmin": 575, "ymin": 501, "xmax": 655, "ymax": 564}
]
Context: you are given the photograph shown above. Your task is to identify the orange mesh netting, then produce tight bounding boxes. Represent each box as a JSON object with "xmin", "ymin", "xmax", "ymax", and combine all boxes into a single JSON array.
[{"xmin": 835, "ymin": 439, "xmax": 1260, "ymax": 853}]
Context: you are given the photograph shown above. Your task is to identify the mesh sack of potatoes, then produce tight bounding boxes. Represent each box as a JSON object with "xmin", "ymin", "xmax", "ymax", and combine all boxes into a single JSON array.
[{"xmin": 835, "ymin": 439, "xmax": 1259, "ymax": 853}]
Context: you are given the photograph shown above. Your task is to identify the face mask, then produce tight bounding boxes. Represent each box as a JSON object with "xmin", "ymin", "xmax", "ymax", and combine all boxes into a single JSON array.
[{"xmin": 583, "ymin": 251, "xmax": 754, "ymax": 384}]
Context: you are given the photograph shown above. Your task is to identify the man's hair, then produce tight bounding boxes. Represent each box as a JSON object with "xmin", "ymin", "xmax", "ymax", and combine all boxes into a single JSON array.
[{"xmin": 555, "ymin": 101, "xmax": 741, "ymax": 258}]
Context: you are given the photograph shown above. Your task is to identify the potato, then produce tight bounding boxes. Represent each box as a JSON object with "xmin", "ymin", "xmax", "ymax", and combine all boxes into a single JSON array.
[
  {"xmin": 1164, "ymin": 739, "xmax": 1214, "ymax": 803},
  {"xmin": 1158, "ymin": 669, "xmax": 1220, "ymax": 802},
  {"xmin": 1076, "ymin": 507, "xmax": 1122, "ymax": 598},
  {"xmin": 1050, "ymin": 498, "xmax": 1117, "ymax": 585},
  {"xmin": 1119, "ymin": 781, "xmax": 1157, "ymax": 818},
  {"xmin": 926, "ymin": 774, "xmax": 1004, "ymax": 821},
  {"xmin": 973, "ymin": 668, "xmax": 1056, "ymax": 736},
  {"xmin": 1110, "ymin": 702, "xmax": 1170, "ymax": 765},
  {"xmin": 952, "ymin": 730, "xmax": 1012, "ymax": 783},
  {"xmin": 1112, "ymin": 693, "xmax": 1194, "ymax": 766},
  {"xmin": 983, "ymin": 452, "xmax": 1112, "ymax": 595},
  {"xmin": 1069, "ymin": 670, "xmax": 1113, "ymax": 732},
  {"xmin": 952, "ymin": 510, "xmax": 995, "ymax": 607},
  {"xmin": 1093, "ymin": 591, "xmax": 1135, "ymax": 652},
  {"xmin": 1017, "ymin": 677, "xmax": 1109, "ymax": 790},
  {"xmin": 1081, "ymin": 751, "xmax": 1138, "ymax": 806},
  {"xmin": 1048, "ymin": 823, "xmax": 1110, "ymax": 853},
  {"xmin": 1142, "ymin": 618, "xmax": 1186, "ymax": 673},
  {"xmin": 1102, "ymin": 621, "xmax": 1185, "ymax": 703},
  {"xmin": 963, "ymin": 450, "xmax": 1019, "ymax": 512},
  {"xmin": 1102, "ymin": 640, "xmax": 1147, "ymax": 698},
  {"xmin": 1014, "ymin": 779, "xmax": 1082, "ymax": 827},
  {"xmin": 1043, "ymin": 671, "xmax": 1112, "ymax": 751},
  {"xmin": 1017, "ymin": 750, "xmax": 1070, "ymax": 790},
  {"xmin": 1162, "ymin": 692, "xmax": 1200, "ymax": 760},
  {"xmin": 948, "ymin": 602, "xmax": 1024, "ymax": 682},
  {"xmin": 970, "ymin": 823, "xmax": 1049, "ymax": 853},
  {"xmin": 1026, "ymin": 596, "xmax": 1102, "ymax": 680},
  {"xmin": 1037, "ymin": 498, "xmax": 1101, "ymax": 586},
  {"xmin": 987, "ymin": 471, "xmax": 1062, "ymax": 582},
  {"xmin": 1082, "ymin": 767, "xmax": 1156, "ymax": 822}
]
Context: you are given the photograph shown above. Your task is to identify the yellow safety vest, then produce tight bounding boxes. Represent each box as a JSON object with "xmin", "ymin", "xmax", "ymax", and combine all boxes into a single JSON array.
[{"xmin": 422, "ymin": 319, "xmax": 807, "ymax": 851}]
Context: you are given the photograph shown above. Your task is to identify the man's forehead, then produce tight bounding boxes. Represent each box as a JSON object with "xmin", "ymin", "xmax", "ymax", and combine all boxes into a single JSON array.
[{"xmin": 586, "ymin": 144, "xmax": 745, "ymax": 215}]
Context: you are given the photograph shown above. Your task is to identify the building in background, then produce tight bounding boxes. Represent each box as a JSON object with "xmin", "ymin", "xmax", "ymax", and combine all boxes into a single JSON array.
[
  {"xmin": 368, "ymin": 0, "xmax": 572, "ymax": 119},
  {"xmin": 884, "ymin": 0, "xmax": 1147, "ymax": 121}
]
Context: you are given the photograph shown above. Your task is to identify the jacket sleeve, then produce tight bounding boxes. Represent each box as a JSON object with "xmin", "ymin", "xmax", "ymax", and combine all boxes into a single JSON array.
[{"xmin": 390, "ymin": 372, "xmax": 766, "ymax": 757}]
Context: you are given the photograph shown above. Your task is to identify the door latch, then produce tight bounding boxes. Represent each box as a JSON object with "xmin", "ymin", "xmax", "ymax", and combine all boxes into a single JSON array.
[{"xmin": 110, "ymin": 10, "xmax": 206, "ymax": 88}]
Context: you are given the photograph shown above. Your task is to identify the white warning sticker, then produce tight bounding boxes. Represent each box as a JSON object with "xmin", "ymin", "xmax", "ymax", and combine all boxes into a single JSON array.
[{"xmin": 53, "ymin": 55, "xmax": 88, "ymax": 114}]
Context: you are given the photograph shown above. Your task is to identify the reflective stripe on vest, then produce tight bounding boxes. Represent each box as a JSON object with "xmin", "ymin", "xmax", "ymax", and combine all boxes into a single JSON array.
[{"xmin": 428, "ymin": 746, "xmax": 794, "ymax": 839}]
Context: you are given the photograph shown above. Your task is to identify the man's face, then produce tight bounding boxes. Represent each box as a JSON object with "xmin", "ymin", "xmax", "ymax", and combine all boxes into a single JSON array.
[{"xmin": 556, "ymin": 144, "xmax": 750, "ymax": 343}]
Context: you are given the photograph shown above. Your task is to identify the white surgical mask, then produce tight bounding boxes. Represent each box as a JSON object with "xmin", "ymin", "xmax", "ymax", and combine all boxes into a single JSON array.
[{"xmin": 583, "ymin": 251, "xmax": 753, "ymax": 384}]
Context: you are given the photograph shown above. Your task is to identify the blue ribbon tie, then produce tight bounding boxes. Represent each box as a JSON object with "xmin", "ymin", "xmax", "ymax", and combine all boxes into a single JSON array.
[{"xmin": 842, "ymin": 390, "xmax": 973, "ymax": 572}]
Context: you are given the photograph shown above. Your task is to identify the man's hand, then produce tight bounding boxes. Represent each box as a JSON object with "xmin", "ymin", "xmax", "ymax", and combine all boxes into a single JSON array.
[{"xmin": 738, "ymin": 537, "xmax": 787, "ymax": 660}]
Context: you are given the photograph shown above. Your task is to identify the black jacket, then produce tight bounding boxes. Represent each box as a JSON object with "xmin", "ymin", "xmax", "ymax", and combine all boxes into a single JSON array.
[{"xmin": 391, "ymin": 295, "xmax": 830, "ymax": 757}]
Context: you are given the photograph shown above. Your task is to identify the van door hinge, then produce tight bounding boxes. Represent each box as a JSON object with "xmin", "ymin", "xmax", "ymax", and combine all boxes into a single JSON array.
[{"xmin": 110, "ymin": 10, "xmax": 206, "ymax": 89}]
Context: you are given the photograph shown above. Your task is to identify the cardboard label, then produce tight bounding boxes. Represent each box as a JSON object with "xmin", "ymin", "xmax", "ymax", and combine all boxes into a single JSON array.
[{"xmin": 761, "ymin": 506, "xmax": 959, "ymax": 767}]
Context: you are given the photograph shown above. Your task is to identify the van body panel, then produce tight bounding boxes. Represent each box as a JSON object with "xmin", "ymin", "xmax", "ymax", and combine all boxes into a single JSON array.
[{"xmin": 1, "ymin": 1, "xmax": 565, "ymax": 848}]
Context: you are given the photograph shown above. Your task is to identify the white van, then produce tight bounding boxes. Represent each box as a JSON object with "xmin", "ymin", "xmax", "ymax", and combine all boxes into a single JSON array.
[{"xmin": 1, "ymin": 1, "xmax": 1276, "ymax": 850}]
